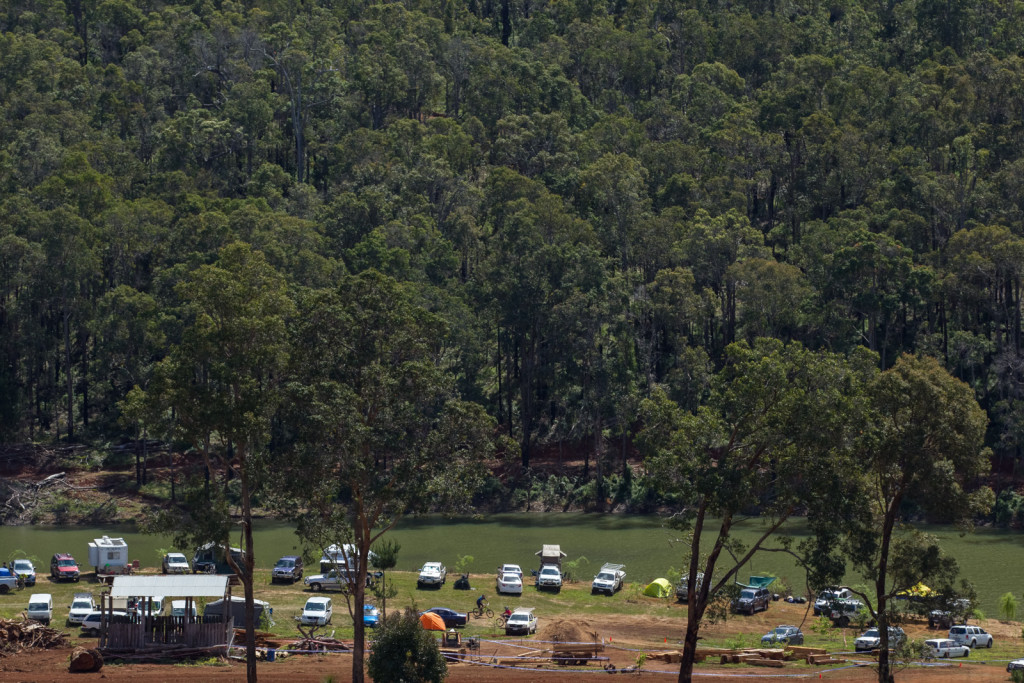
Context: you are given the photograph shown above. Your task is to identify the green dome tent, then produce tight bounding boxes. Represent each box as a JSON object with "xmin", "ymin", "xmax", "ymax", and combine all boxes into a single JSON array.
[{"xmin": 643, "ymin": 578, "xmax": 672, "ymax": 597}]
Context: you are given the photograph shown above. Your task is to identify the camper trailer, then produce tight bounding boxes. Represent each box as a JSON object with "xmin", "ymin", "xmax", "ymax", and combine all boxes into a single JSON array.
[
  {"xmin": 319, "ymin": 544, "xmax": 377, "ymax": 574},
  {"xmin": 88, "ymin": 536, "xmax": 129, "ymax": 573}
]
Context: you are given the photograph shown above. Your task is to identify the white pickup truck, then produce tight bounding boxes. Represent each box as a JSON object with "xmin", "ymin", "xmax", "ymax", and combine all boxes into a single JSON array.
[
  {"xmin": 591, "ymin": 563, "xmax": 626, "ymax": 595},
  {"xmin": 536, "ymin": 564, "xmax": 563, "ymax": 592}
]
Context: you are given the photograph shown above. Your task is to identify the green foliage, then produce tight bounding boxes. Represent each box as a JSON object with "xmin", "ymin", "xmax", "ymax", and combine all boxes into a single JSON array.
[
  {"xmin": 452, "ymin": 555, "xmax": 474, "ymax": 575},
  {"xmin": 1012, "ymin": 670, "xmax": 1024, "ymax": 683},
  {"xmin": 367, "ymin": 609, "xmax": 447, "ymax": 683},
  {"xmin": 561, "ymin": 556, "xmax": 590, "ymax": 583},
  {"xmin": 1000, "ymin": 592, "xmax": 1018, "ymax": 621},
  {"xmin": 808, "ymin": 616, "xmax": 837, "ymax": 642}
]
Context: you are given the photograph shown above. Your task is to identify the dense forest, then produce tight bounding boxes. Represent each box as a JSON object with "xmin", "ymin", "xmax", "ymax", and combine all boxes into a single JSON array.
[{"xmin": 2, "ymin": 0, "xmax": 1024, "ymax": 508}]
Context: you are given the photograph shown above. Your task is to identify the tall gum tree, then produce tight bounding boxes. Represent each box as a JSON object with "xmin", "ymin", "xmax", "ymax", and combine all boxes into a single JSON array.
[
  {"xmin": 846, "ymin": 353, "xmax": 992, "ymax": 683},
  {"xmin": 281, "ymin": 270, "xmax": 501, "ymax": 683},
  {"xmin": 124, "ymin": 242, "xmax": 293, "ymax": 683},
  {"xmin": 638, "ymin": 339, "xmax": 875, "ymax": 683}
]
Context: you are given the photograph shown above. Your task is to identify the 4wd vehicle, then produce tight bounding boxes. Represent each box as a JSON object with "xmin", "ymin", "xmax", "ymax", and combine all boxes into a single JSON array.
[
  {"xmin": 925, "ymin": 638, "xmax": 970, "ymax": 659},
  {"xmin": 67, "ymin": 592, "xmax": 96, "ymax": 626},
  {"xmin": 504, "ymin": 607, "xmax": 537, "ymax": 635},
  {"xmin": 0, "ymin": 567, "xmax": 18, "ymax": 594},
  {"xmin": 676, "ymin": 572, "xmax": 704, "ymax": 602},
  {"xmin": 536, "ymin": 565, "xmax": 563, "ymax": 592},
  {"xmin": 49, "ymin": 554, "xmax": 80, "ymax": 582},
  {"xmin": 80, "ymin": 610, "xmax": 131, "ymax": 637},
  {"xmin": 300, "ymin": 597, "xmax": 333, "ymax": 626},
  {"xmin": 161, "ymin": 553, "xmax": 190, "ymax": 574},
  {"xmin": 828, "ymin": 598, "xmax": 865, "ymax": 627},
  {"xmin": 761, "ymin": 625, "xmax": 804, "ymax": 646},
  {"xmin": 733, "ymin": 587, "xmax": 771, "ymax": 615},
  {"xmin": 12, "ymin": 559, "xmax": 35, "ymax": 586},
  {"xmin": 949, "ymin": 625, "xmax": 993, "ymax": 648},
  {"xmin": 855, "ymin": 627, "xmax": 905, "ymax": 652},
  {"xmin": 591, "ymin": 563, "xmax": 625, "ymax": 596},
  {"xmin": 271, "ymin": 556, "xmax": 304, "ymax": 584},
  {"xmin": 192, "ymin": 544, "xmax": 242, "ymax": 574},
  {"xmin": 417, "ymin": 562, "xmax": 447, "ymax": 588},
  {"xmin": 814, "ymin": 586, "xmax": 854, "ymax": 616},
  {"xmin": 304, "ymin": 569, "xmax": 355, "ymax": 592}
]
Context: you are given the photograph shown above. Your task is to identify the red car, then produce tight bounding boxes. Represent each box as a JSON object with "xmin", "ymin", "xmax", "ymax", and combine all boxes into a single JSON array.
[{"xmin": 50, "ymin": 553, "xmax": 81, "ymax": 582}]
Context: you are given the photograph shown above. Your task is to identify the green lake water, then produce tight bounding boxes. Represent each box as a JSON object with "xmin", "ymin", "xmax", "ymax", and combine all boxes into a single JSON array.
[{"xmin": 2, "ymin": 514, "xmax": 1019, "ymax": 615}]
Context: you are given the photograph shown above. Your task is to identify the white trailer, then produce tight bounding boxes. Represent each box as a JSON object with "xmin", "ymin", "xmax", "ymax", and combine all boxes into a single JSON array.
[{"xmin": 88, "ymin": 536, "xmax": 128, "ymax": 573}]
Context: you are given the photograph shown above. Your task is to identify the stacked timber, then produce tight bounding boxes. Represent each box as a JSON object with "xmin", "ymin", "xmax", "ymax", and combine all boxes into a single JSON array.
[{"xmin": 0, "ymin": 617, "xmax": 69, "ymax": 655}]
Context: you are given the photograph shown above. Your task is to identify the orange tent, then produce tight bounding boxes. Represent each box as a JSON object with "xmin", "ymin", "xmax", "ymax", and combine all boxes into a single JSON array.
[{"xmin": 419, "ymin": 612, "xmax": 446, "ymax": 631}]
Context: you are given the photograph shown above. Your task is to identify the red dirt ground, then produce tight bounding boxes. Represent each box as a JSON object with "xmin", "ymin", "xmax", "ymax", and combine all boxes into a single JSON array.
[{"xmin": 0, "ymin": 602, "xmax": 1016, "ymax": 681}]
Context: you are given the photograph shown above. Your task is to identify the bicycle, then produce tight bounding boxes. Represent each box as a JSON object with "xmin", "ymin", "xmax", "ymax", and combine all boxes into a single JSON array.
[{"xmin": 471, "ymin": 604, "xmax": 494, "ymax": 619}]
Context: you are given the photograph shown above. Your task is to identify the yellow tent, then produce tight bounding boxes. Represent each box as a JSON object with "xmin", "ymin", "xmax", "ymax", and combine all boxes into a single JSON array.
[
  {"xmin": 898, "ymin": 582, "xmax": 933, "ymax": 598},
  {"xmin": 643, "ymin": 578, "xmax": 672, "ymax": 598}
]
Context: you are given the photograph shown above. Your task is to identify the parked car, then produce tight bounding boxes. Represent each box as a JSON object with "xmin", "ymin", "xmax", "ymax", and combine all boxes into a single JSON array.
[
  {"xmin": 0, "ymin": 567, "xmax": 18, "ymax": 594},
  {"xmin": 949, "ymin": 624, "xmax": 993, "ymax": 648},
  {"xmin": 813, "ymin": 586, "xmax": 854, "ymax": 616},
  {"xmin": 591, "ymin": 563, "xmax": 625, "ymax": 595},
  {"xmin": 536, "ymin": 565, "xmax": 563, "ymax": 592},
  {"xmin": 300, "ymin": 597, "xmax": 333, "ymax": 626},
  {"xmin": 733, "ymin": 587, "xmax": 771, "ymax": 615},
  {"xmin": 499, "ymin": 563, "xmax": 523, "ymax": 577},
  {"xmin": 26, "ymin": 594, "xmax": 52, "ymax": 625},
  {"xmin": 304, "ymin": 569, "xmax": 355, "ymax": 592},
  {"xmin": 271, "ymin": 555, "xmax": 304, "ymax": 584},
  {"xmin": 170, "ymin": 600, "xmax": 197, "ymax": 619},
  {"xmin": 828, "ymin": 598, "xmax": 865, "ymax": 627},
  {"xmin": 161, "ymin": 553, "xmax": 190, "ymax": 574},
  {"xmin": 497, "ymin": 572, "xmax": 523, "ymax": 595},
  {"xmin": 504, "ymin": 607, "xmax": 537, "ymax": 635},
  {"xmin": 1007, "ymin": 657, "xmax": 1024, "ymax": 672},
  {"xmin": 49, "ymin": 553, "xmax": 80, "ymax": 582},
  {"xmin": 761, "ymin": 625, "xmax": 804, "ymax": 646},
  {"xmin": 80, "ymin": 610, "xmax": 130, "ymax": 636},
  {"xmin": 12, "ymin": 559, "xmax": 36, "ymax": 586},
  {"xmin": 417, "ymin": 562, "xmax": 447, "ymax": 588},
  {"xmin": 676, "ymin": 572, "xmax": 705, "ymax": 602},
  {"xmin": 422, "ymin": 607, "xmax": 468, "ymax": 628},
  {"xmin": 925, "ymin": 638, "xmax": 970, "ymax": 658},
  {"xmin": 855, "ymin": 627, "xmax": 905, "ymax": 652},
  {"xmin": 67, "ymin": 592, "xmax": 96, "ymax": 626},
  {"xmin": 130, "ymin": 596, "xmax": 164, "ymax": 618},
  {"xmin": 363, "ymin": 604, "xmax": 380, "ymax": 628},
  {"xmin": 928, "ymin": 598, "xmax": 972, "ymax": 628}
]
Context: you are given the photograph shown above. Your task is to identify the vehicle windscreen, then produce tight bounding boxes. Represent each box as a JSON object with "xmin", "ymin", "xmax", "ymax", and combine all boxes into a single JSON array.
[
  {"xmin": 58, "ymin": 560, "xmax": 76, "ymax": 567},
  {"xmin": 276, "ymin": 559, "xmax": 294, "ymax": 568},
  {"xmin": 168, "ymin": 554, "xmax": 186, "ymax": 562},
  {"xmin": 597, "ymin": 572, "xmax": 613, "ymax": 580},
  {"xmin": 773, "ymin": 628, "xmax": 789, "ymax": 635},
  {"xmin": 14, "ymin": 562, "xmax": 30, "ymax": 570},
  {"xmin": 72, "ymin": 600, "xmax": 91, "ymax": 609},
  {"xmin": 29, "ymin": 602, "xmax": 48, "ymax": 610},
  {"xmin": 863, "ymin": 629, "xmax": 879, "ymax": 637},
  {"xmin": 305, "ymin": 603, "xmax": 325, "ymax": 611},
  {"xmin": 740, "ymin": 590, "xmax": 756, "ymax": 599}
]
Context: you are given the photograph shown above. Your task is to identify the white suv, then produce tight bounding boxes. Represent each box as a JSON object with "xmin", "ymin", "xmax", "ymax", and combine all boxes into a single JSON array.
[
  {"xmin": 417, "ymin": 562, "xmax": 447, "ymax": 588},
  {"xmin": 949, "ymin": 625, "xmax": 993, "ymax": 649}
]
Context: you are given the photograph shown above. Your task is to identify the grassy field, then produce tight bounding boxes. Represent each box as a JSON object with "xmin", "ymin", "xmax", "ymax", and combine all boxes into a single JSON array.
[{"xmin": 0, "ymin": 565, "xmax": 1021, "ymax": 667}]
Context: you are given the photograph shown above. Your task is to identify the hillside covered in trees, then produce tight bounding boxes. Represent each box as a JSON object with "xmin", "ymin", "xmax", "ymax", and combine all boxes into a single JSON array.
[{"xmin": 2, "ymin": 0, "xmax": 1024, "ymax": 512}]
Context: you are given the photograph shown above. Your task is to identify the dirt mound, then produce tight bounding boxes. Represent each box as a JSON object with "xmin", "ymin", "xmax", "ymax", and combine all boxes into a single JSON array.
[{"xmin": 539, "ymin": 619, "xmax": 598, "ymax": 643}]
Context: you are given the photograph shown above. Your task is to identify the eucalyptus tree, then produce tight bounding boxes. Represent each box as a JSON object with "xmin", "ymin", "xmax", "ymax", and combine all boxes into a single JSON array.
[
  {"xmin": 846, "ymin": 354, "xmax": 992, "ymax": 683},
  {"xmin": 123, "ymin": 243, "xmax": 293, "ymax": 683},
  {"xmin": 639, "ymin": 339, "xmax": 875, "ymax": 683},
  {"xmin": 281, "ymin": 270, "xmax": 500, "ymax": 683}
]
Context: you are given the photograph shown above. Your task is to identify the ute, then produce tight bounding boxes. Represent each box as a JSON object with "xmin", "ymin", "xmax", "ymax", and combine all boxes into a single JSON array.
[
  {"xmin": 591, "ymin": 563, "xmax": 626, "ymax": 596},
  {"xmin": 67, "ymin": 592, "xmax": 96, "ymax": 626},
  {"xmin": 536, "ymin": 565, "xmax": 563, "ymax": 592}
]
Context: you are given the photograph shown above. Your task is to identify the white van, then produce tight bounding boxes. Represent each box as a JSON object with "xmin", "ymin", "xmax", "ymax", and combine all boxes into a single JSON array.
[
  {"xmin": 301, "ymin": 597, "xmax": 333, "ymax": 626},
  {"xmin": 27, "ymin": 593, "xmax": 52, "ymax": 625}
]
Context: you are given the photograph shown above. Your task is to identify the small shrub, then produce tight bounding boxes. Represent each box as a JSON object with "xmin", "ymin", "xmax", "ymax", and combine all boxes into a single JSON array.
[
  {"xmin": 367, "ymin": 609, "xmax": 447, "ymax": 683},
  {"xmin": 1001, "ymin": 592, "xmax": 1018, "ymax": 621},
  {"xmin": 1012, "ymin": 670, "xmax": 1024, "ymax": 683}
]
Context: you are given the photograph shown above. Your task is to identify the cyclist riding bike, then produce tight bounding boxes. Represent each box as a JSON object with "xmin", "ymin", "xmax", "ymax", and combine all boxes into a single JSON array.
[{"xmin": 477, "ymin": 594, "xmax": 487, "ymax": 611}]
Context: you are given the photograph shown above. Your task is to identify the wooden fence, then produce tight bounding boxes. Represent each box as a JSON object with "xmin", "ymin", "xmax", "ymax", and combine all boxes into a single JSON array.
[{"xmin": 102, "ymin": 616, "xmax": 234, "ymax": 654}]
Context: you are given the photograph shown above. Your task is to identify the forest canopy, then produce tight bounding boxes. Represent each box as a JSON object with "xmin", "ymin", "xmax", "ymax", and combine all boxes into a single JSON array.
[{"xmin": 2, "ymin": 0, "xmax": 1023, "ymax": 505}]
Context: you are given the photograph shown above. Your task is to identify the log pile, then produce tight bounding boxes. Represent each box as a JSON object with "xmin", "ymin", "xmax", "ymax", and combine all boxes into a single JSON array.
[
  {"xmin": 0, "ymin": 617, "xmax": 70, "ymax": 656},
  {"xmin": 289, "ymin": 637, "xmax": 350, "ymax": 653}
]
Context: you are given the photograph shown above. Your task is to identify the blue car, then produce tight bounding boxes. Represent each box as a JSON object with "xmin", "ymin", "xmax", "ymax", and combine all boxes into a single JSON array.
[
  {"xmin": 363, "ymin": 604, "xmax": 380, "ymax": 628},
  {"xmin": 422, "ymin": 607, "xmax": 468, "ymax": 627}
]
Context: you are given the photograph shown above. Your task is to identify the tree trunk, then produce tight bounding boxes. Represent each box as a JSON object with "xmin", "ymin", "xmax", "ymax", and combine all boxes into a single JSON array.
[
  {"xmin": 875, "ymin": 495, "xmax": 900, "ymax": 683},
  {"xmin": 63, "ymin": 308, "xmax": 74, "ymax": 440},
  {"xmin": 351, "ymin": 522, "xmax": 370, "ymax": 683},
  {"xmin": 227, "ymin": 459, "xmax": 259, "ymax": 683}
]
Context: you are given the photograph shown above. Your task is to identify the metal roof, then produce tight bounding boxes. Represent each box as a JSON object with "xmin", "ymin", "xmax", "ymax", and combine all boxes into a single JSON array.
[{"xmin": 110, "ymin": 575, "xmax": 228, "ymax": 598}]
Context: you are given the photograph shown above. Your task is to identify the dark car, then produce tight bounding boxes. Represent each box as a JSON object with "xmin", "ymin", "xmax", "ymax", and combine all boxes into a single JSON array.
[
  {"xmin": 761, "ymin": 625, "xmax": 805, "ymax": 646},
  {"xmin": 733, "ymin": 587, "xmax": 771, "ymax": 615},
  {"xmin": 50, "ymin": 554, "xmax": 80, "ymax": 582},
  {"xmin": 271, "ymin": 555, "xmax": 304, "ymax": 583},
  {"xmin": 422, "ymin": 607, "xmax": 468, "ymax": 628}
]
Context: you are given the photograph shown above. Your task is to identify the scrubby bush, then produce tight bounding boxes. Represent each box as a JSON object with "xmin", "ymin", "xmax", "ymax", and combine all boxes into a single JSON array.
[{"xmin": 367, "ymin": 609, "xmax": 447, "ymax": 683}]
